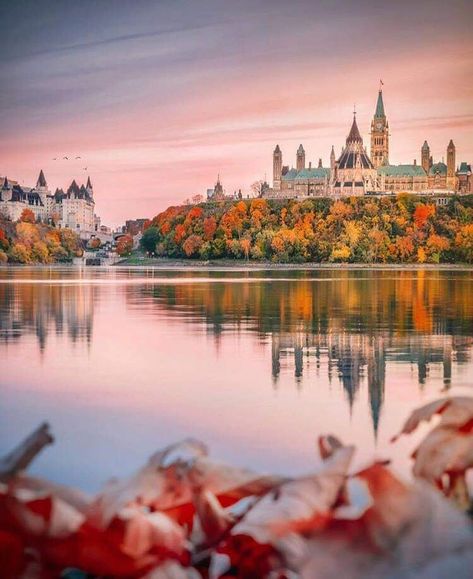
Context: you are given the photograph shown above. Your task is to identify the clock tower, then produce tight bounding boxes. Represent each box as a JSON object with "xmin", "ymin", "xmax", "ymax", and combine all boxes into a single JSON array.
[{"xmin": 370, "ymin": 86, "xmax": 389, "ymax": 168}]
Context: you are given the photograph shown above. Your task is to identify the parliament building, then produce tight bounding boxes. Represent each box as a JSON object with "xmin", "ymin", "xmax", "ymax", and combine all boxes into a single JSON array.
[{"xmin": 268, "ymin": 88, "xmax": 472, "ymax": 198}]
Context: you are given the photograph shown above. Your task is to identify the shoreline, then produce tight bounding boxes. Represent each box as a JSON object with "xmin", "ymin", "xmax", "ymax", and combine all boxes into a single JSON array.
[
  {"xmin": 1, "ymin": 259, "xmax": 473, "ymax": 271},
  {"xmin": 112, "ymin": 258, "xmax": 473, "ymax": 271}
]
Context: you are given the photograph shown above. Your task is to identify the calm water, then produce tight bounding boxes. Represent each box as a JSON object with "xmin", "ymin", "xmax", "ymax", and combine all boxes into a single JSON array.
[{"xmin": 1, "ymin": 267, "xmax": 472, "ymax": 492}]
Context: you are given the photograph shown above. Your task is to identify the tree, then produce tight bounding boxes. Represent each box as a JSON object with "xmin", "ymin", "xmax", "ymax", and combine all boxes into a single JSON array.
[
  {"xmin": 251, "ymin": 180, "xmax": 265, "ymax": 197},
  {"xmin": 413, "ymin": 204, "xmax": 435, "ymax": 229},
  {"xmin": 140, "ymin": 227, "xmax": 160, "ymax": 255},
  {"xmin": 203, "ymin": 216, "xmax": 217, "ymax": 241},
  {"xmin": 116, "ymin": 234, "xmax": 133, "ymax": 256},
  {"xmin": 20, "ymin": 208, "xmax": 35, "ymax": 223},
  {"xmin": 182, "ymin": 234, "xmax": 203, "ymax": 257},
  {"xmin": 240, "ymin": 237, "xmax": 251, "ymax": 260},
  {"xmin": 9, "ymin": 242, "xmax": 31, "ymax": 263},
  {"xmin": 87, "ymin": 237, "xmax": 101, "ymax": 250},
  {"xmin": 16, "ymin": 222, "xmax": 40, "ymax": 246},
  {"xmin": 0, "ymin": 228, "xmax": 9, "ymax": 251},
  {"xmin": 31, "ymin": 241, "xmax": 50, "ymax": 263}
]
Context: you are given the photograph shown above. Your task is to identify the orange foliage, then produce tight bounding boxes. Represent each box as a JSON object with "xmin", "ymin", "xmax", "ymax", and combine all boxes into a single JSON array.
[
  {"xmin": 20, "ymin": 208, "xmax": 35, "ymax": 223},
  {"xmin": 117, "ymin": 235, "xmax": 133, "ymax": 256},
  {"xmin": 182, "ymin": 234, "xmax": 203, "ymax": 257},
  {"xmin": 413, "ymin": 204, "xmax": 435, "ymax": 228},
  {"xmin": 203, "ymin": 216, "xmax": 217, "ymax": 241}
]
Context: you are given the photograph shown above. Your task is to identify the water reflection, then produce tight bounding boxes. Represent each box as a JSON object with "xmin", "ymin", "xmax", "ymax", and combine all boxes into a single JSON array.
[
  {"xmin": 0, "ymin": 280, "xmax": 95, "ymax": 350},
  {"xmin": 0, "ymin": 268, "xmax": 472, "ymax": 442},
  {"xmin": 123, "ymin": 270, "xmax": 472, "ymax": 434}
]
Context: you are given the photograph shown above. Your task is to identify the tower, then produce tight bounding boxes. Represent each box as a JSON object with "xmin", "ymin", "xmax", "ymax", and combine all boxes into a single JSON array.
[
  {"xmin": 36, "ymin": 169, "xmax": 47, "ymax": 190},
  {"xmin": 421, "ymin": 140, "xmax": 431, "ymax": 174},
  {"xmin": 370, "ymin": 87, "xmax": 389, "ymax": 168},
  {"xmin": 296, "ymin": 144, "xmax": 305, "ymax": 171},
  {"xmin": 273, "ymin": 145, "xmax": 282, "ymax": 190},
  {"xmin": 330, "ymin": 145, "xmax": 336, "ymax": 171},
  {"xmin": 86, "ymin": 176, "xmax": 94, "ymax": 198},
  {"xmin": 447, "ymin": 139, "xmax": 456, "ymax": 190}
]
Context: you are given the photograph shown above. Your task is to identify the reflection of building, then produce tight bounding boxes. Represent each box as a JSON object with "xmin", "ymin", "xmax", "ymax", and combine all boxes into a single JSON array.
[
  {"xmin": 266, "ymin": 87, "xmax": 472, "ymax": 198},
  {"xmin": 270, "ymin": 331, "xmax": 472, "ymax": 434},
  {"xmin": 0, "ymin": 280, "xmax": 95, "ymax": 350},
  {"xmin": 0, "ymin": 171, "xmax": 101, "ymax": 239}
]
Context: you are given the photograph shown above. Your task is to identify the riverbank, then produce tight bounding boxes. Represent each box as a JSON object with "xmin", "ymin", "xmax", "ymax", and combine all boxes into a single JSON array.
[{"xmin": 114, "ymin": 256, "xmax": 473, "ymax": 271}]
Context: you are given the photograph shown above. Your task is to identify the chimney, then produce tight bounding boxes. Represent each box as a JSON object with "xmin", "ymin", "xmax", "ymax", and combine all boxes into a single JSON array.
[
  {"xmin": 414, "ymin": 159, "xmax": 417, "ymax": 165},
  {"xmin": 309, "ymin": 162, "xmax": 312, "ymax": 169}
]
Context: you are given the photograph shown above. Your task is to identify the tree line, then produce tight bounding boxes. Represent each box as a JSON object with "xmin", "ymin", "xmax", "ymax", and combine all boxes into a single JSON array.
[
  {"xmin": 139, "ymin": 194, "xmax": 473, "ymax": 263},
  {"xmin": 0, "ymin": 208, "xmax": 83, "ymax": 264}
]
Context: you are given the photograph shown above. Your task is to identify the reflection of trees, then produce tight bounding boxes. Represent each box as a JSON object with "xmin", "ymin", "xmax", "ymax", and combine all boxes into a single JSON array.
[
  {"xmin": 0, "ymin": 282, "xmax": 95, "ymax": 350},
  {"xmin": 127, "ymin": 270, "xmax": 473, "ymax": 434}
]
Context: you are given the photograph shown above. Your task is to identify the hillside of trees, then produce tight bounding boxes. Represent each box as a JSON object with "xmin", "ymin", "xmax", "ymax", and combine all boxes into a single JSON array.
[
  {"xmin": 140, "ymin": 195, "xmax": 473, "ymax": 264},
  {"xmin": 0, "ymin": 209, "xmax": 83, "ymax": 264}
]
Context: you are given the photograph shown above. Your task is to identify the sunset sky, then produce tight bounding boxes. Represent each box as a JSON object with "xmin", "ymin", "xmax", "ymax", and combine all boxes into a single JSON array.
[{"xmin": 1, "ymin": 0, "xmax": 472, "ymax": 226}]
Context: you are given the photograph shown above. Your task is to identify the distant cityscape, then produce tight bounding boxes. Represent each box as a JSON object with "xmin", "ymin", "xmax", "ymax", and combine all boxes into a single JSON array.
[{"xmin": 205, "ymin": 87, "xmax": 472, "ymax": 203}]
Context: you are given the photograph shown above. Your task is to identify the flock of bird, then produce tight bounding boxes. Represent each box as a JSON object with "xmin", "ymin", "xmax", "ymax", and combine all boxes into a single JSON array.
[{"xmin": 52, "ymin": 156, "xmax": 87, "ymax": 170}]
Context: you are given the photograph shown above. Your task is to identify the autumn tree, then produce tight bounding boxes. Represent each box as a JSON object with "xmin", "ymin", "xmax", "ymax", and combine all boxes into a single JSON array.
[
  {"xmin": 116, "ymin": 234, "xmax": 133, "ymax": 257},
  {"xmin": 182, "ymin": 234, "xmax": 203, "ymax": 257},
  {"xmin": 20, "ymin": 208, "xmax": 35, "ymax": 223}
]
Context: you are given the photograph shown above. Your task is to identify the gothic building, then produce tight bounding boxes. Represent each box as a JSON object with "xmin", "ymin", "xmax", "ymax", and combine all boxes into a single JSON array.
[
  {"xmin": 268, "ymin": 87, "xmax": 472, "ymax": 198},
  {"xmin": 370, "ymin": 89, "xmax": 389, "ymax": 168},
  {"xmin": 0, "ymin": 170, "xmax": 100, "ymax": 238}
]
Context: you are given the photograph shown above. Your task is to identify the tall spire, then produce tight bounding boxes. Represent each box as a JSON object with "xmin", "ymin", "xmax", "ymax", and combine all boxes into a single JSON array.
[
  {"xmin": 36, "ymin": 169, "xmax": 47, "ymax": 188},
  {"xmin": 347, "ymin": 114, "xmax": 363, "ymax": 144},
  {"xmin": 86, "ymin": 176, "xmax": 93, "ymax": 189},
  {"xmin": 375, "ymin": 89, "xmax": 385, "ymax": 118}
]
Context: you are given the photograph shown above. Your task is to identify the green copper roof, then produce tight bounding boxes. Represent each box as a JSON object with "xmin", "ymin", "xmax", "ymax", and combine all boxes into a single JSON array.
[
  {"xmin": 377, "ymin": 164, "xmax": 426, "ymax": 177},
  {"xmin": 429, "ymin": 162, "xmax": 447, "ymax": 176},
  {"xmin": 375, "ymin": 90, "xmax": 385, "ymax": 118},
  {"xmin": 458, "ymin": 162, "xmax": 471, "ymax": 174},
  {"xmin": 282, "ymin": 167, "xmax": 329, "ymax": 181}
]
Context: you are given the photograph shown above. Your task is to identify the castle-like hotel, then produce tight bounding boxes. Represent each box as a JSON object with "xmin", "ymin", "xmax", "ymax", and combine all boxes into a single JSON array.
[
  {"xmin": 267, "ymin": 88, "xmax": 472, "ymax": 198},
  {"xmin": 0, "ymin": 171, "xmax": 101, "ymax": 239}
]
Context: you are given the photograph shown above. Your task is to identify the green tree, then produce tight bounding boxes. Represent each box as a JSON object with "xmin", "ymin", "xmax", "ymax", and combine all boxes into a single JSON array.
[{"xmin": 140, "ymin": 227, "xmax": 160, "ymax": 255}]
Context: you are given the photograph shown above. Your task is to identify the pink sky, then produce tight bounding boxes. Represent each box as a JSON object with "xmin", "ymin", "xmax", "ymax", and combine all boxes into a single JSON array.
[{"xmin": 1, "ymin": 0, "xmax": 472, "ymax": 226}]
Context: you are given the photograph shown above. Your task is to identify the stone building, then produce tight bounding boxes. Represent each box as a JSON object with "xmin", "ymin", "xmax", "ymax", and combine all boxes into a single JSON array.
[
  {"xmin": 0, "ymin": 170, "xmax": 100, "ymax": 239},
  {"xmin": 332, "ymin": 114, "xmax": 378, "ymax": 196},
  {"xmin": 267, "ymin": 87, "xmax": 472, "ymax": 198}
]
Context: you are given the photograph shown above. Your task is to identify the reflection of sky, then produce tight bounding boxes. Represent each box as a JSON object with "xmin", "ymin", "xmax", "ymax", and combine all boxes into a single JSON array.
[
  {"xmin": 0, "ymin": 268, "xmax": 472, "ymax": 492},
  {"xmin": 1, "ymin": 0, "xmax": 472, "ymax": 225}
]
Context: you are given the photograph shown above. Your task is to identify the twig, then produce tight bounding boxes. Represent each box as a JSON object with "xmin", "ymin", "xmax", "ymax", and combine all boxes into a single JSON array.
[{"xmin": 0, "ymin": 422, "xmax": 54, "ymax": 483}]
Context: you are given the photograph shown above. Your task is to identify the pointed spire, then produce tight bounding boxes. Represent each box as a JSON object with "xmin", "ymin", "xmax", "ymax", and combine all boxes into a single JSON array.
[
  {"xmin": 346, "ymin": 114, "xmax": 363, "ymax": 144},
  {"xmin": 422, "ymin": 140, "xmax": 429, "ymax": 150},
  {"xmin": 36, "ymin": 169, "xmax": 47, "ymax": 188},
  {"xmin": 86, "ymin": 176, "xmax": 92, "ymax": 189},
  {"xmin": 2, "ymin": 177, "xmax": 8, "ymax": 189},
  {"xmin": 297, "ymin": 144, "xmax": 305, "ymax": 153},
  {"xmin": 375, "ymin": 89, "xmax": 385, "ymax": 118},
  {"xmin": 448, "ymin": 139, "xmax": 455, "ymax": 150},
  {"xmin": 274, "ymin": 144, "xmax": 281, "ymax": 154}
]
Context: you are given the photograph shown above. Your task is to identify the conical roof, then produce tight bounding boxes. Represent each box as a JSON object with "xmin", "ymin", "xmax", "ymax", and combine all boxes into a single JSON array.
[
  {"xmin": 346, "ymin": 115, "xmax": 363, "ymax": 144},
  {"xmin": 36, "ymin": 169, "xmax": 47, "ymax": 188},
  {"xmin": 274, "ymin": 144, "xmax": 281, "ymax": 153},
  {"xmin": 86, "ymin": 176, "xmax": 92, "ymax": 189},
  {"xmin": 375, "ymin": 90, "xmax": 385, "ymax": 118}
]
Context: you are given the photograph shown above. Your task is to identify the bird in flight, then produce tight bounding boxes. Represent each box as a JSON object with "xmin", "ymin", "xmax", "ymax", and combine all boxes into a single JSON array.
[
  {"xmin": 63, "ymin": 156, "xmax": 69, "ymax": 160},
  {"xmin": 75, "ymin": 156, "xmax": 81, "ymax": 159},
  {"xmin": 52, "ymin": 157, "xmax": 57, "ymax": 160},
  {"xmin": 83, "ymin": 167, "xmax": 88, "ymax": 171}
]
